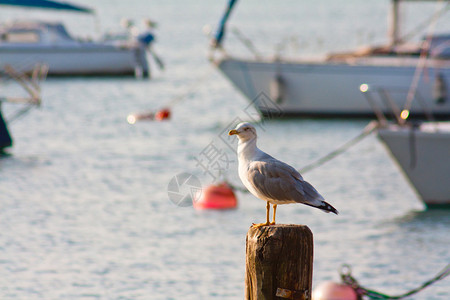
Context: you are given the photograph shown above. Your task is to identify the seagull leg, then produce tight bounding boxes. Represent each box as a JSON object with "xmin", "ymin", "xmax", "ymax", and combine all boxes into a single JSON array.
[
  {"xmin": 252, "ymin": 202, "xmax": 271, "ymax": 228},
  {"xmin": 270, "ymin": 204, "xmax": 277, "ymax": 225}
]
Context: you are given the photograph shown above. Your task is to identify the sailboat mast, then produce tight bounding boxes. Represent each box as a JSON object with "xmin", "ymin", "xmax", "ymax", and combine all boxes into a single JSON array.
[{"xmin": 389, "ymin": 0, "xmax": 401, "ymax": 47}]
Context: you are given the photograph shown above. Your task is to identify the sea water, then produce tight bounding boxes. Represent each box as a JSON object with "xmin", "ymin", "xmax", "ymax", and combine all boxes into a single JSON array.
[{"xmin": 1, "ymin": 0, "xmax": 449, "ymax": 299}]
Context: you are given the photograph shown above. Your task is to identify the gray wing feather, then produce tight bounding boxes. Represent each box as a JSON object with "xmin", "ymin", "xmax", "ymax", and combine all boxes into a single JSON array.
[
  {"xmin": 301, "ymin": 180, "xmax": 325, "ymax": 202},
  {"xmin": 246, "ymin": 158, "xmax": 323, "ymax": 204}
]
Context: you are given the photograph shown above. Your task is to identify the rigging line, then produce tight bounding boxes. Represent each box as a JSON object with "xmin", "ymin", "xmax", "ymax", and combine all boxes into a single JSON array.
[
  {"xmin": 400, "ymin": 2, "xmax": 450, "ymax": 44},
  {"xmin": 3, "ymin": 66, "xmax": 39, "ymax": 100},
  {"xmin": 7, "ymin": 87, "xmax": 62, "ymax": 125},
  {"xmin": 401, "ymin": 1, "xmax": 447, "ymax": 122},
  {"xmin": 1, "ymin": 66, "xmax": 46, "ymax": 124},
  {"xmin": 231, "ymin": 27, "xmax": 262, "ymax": 59},
  {"xmin": 7, "ymin": 104, "xmax": 37, "ymax": 123}
]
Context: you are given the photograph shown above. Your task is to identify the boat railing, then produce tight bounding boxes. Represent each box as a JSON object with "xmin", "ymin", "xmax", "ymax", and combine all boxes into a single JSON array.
[
  {"xmin": 0, "ymin": 64, "xmax": 48, "ymax": 123},
  {"xmin": 359, "ymin": 83, "xmax": 435, "ymax": 127}
]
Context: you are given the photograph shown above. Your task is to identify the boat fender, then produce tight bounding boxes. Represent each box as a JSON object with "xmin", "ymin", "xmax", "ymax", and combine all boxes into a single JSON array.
[
  {"xmin": 270, "ymin": 74, "xmax": 285, "ymax": 104},
  {"xmin": 312, "ymin": 281, "xmax": 358, "ymax": 300},
  {"xmin": 433, "ymin": 73, "xmax": 447, "ymax": 104}
]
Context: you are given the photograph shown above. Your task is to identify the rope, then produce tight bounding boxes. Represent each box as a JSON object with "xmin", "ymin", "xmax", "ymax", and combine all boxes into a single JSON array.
[
  {"xmin": 400, "ymin": 2, "xmax": 450, "ymax": 45},
  {"xmin": 228, "ymin": 121, "xmax": 378, "ymax": 193},
  {"xmin": 340, "ymin": 263, "xmax": 450, "ymax": 299},
  {"xmin": 6, "ymin": 103, "xmax": 38, "ymax": 123},
  {"xmin": 299, "ymin": 121, "xmax": 377, "ymax": 173}
]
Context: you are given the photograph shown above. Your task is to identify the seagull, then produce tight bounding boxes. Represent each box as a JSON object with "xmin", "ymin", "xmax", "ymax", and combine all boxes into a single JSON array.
[{"xmin": 228, "ymin": 122, "xmax": 338, "ymax": 227}]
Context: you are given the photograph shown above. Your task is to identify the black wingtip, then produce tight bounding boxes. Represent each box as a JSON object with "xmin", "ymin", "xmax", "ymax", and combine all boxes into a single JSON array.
[
  {"xmin": 323, "ymin": 201, "xmax": 339, "ymax": 215},
  {"xmin": 303, "ymin": 201, "xmax": 339, "ymax": 215}
]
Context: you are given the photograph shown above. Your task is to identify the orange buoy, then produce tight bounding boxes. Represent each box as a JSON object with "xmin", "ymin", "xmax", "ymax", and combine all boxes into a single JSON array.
[
  {"xmin": 312, "ymin": 281, "xmax": 358, "ymax": 300},
  {"xmin": 127, "ymin": 108, "xmax": 171, "ymax": 124},
  {"xmin": 193, "ymin": 182, "xmax": 237, "ymax": 210},
  {"xmin": 155, "ymin": 108, "xmax": 171, "ymax": 121}
]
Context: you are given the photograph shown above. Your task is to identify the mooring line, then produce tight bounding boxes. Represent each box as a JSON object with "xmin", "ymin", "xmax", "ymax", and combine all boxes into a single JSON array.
[
  {"xmin": 340, "ymin": 263, "xmax": 450, "ymax": 299},
  {"xmin": 299, "ymin": 121, "xmax": 378, "ymax": 174}
]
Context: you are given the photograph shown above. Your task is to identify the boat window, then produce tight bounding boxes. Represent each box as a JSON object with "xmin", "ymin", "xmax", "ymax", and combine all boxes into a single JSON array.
[{"xmin": 1, "ymin": 32, "xmax": 40, "ymax": 43}]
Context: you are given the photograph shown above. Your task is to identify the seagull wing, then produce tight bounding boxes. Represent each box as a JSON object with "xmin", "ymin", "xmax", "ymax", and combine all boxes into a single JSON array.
[
  {"xmin": 240, "ymin": 146, "xmax": 338, "ymax": 214},
  {"xmin": 246, "ymin": 156, "xmax": 315, "ymax": 203}
]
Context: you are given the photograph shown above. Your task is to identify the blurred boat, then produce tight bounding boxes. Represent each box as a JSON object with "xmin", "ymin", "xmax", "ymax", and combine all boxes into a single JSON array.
[
  {"xmin": 0, "ymin": 0, "xmax": 158, "ymax": 77},
  {"xmin": 377, "ymin": 122, "xmax": 450, "ymax": 207},
  {"xmin": 0, "ymin": 106, "xmax": 12, "ymax": 151},
  {"xmin": 210, "ymin": 0, "xmax": 450, "ymax": 119},
  {"xmin": 361, "ymin": 82, "xmax": 450, "ymax": 208}
]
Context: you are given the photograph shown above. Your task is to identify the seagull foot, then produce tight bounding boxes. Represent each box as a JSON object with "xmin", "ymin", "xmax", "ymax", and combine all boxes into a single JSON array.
[{"xmin": 251, "ymin": 222, "xmax": 271, "ymax": 228}]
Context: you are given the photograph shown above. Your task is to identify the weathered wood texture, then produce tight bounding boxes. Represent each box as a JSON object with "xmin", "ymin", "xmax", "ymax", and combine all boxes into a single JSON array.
[{"xmin": 245, "ymin": 225, "xmax": 313, "ymax": 300}]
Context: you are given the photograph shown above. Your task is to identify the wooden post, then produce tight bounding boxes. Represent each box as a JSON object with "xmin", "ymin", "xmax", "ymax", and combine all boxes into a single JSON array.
[{"xmin": 245, "ymin": 224, "xmax": 313, "ymax": 300}]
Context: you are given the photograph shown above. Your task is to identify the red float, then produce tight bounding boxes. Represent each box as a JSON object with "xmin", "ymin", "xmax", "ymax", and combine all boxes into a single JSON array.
[
  {"xmin": 127, "ymin": 108, "xmax": 171, "ymax": 124},
  {"xmin": 193, "ymin": 182, "xmax": 237, "ymax": 210},
  {"xmin": 155, "ymin": 108, "xmax": 171, "ymax": 121}
]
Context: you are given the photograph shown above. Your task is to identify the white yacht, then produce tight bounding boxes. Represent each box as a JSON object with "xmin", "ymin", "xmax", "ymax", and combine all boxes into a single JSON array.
[
  {"xmin": 0, "ymin": 0, "xmax": 157, "ymax": 77},
  {"xmin": 0, "ymin": 20, "xmax": 151, "ymax": 77},
  {"xmin": 211, "ymin": 0, "xmax": 450, "ymax": 119}
]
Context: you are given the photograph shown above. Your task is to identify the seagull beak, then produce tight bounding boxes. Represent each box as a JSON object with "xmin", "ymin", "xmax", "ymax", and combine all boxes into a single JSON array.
[{"xmin": 228, "ymin": 129, "xmax": 238, "ymax": 136}]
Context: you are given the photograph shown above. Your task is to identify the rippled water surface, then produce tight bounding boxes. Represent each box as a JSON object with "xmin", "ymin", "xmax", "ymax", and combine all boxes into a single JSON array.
[{"xmin": 1, "ymin": 1, "xmax": 449, "ymax": 299}]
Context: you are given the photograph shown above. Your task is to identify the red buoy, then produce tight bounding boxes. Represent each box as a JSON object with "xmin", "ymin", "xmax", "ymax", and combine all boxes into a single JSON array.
[
  {"xmin": 155, "ymin": 108, "xmax": 171, "ymax": 121},
  {"xmin": 193, "ymin": 182, "xmax": 237, "ymax": 210},
  {"xmin": 312, "ymin": 281, "xmax": 358, "ymax": 300},
  {"xmin": 127, "ymin": 108, "xmax": 171, "ymax": 124}
]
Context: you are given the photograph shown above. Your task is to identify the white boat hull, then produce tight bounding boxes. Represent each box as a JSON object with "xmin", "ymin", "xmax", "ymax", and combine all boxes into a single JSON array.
[
  {"xmin": 217, "ymin": 57, "xmax": 450, "ymax": 118},
  {"xmin": 378, "ymin": 123, "xmax": 450, "ymax": 207},
  {"xmin": 0, "ymin": 44, "xmax": 149, "ymax": 76}
]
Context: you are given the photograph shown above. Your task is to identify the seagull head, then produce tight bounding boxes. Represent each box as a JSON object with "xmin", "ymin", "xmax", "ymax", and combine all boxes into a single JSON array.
[{"xmin": 228, "ymin": 122, "xmax": 257, "ymax": 142}]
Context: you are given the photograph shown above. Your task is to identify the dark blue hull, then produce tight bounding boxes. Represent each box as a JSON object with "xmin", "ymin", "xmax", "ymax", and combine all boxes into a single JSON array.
[{"xmin": 0, "ymin": 106, "xmax": 12, "ymax": 150}]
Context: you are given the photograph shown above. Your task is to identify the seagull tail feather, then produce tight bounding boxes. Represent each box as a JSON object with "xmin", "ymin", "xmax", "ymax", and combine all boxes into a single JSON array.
[{"xmin": 304, "ymin": 201, "xmax": 339, "ymax": 215}]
